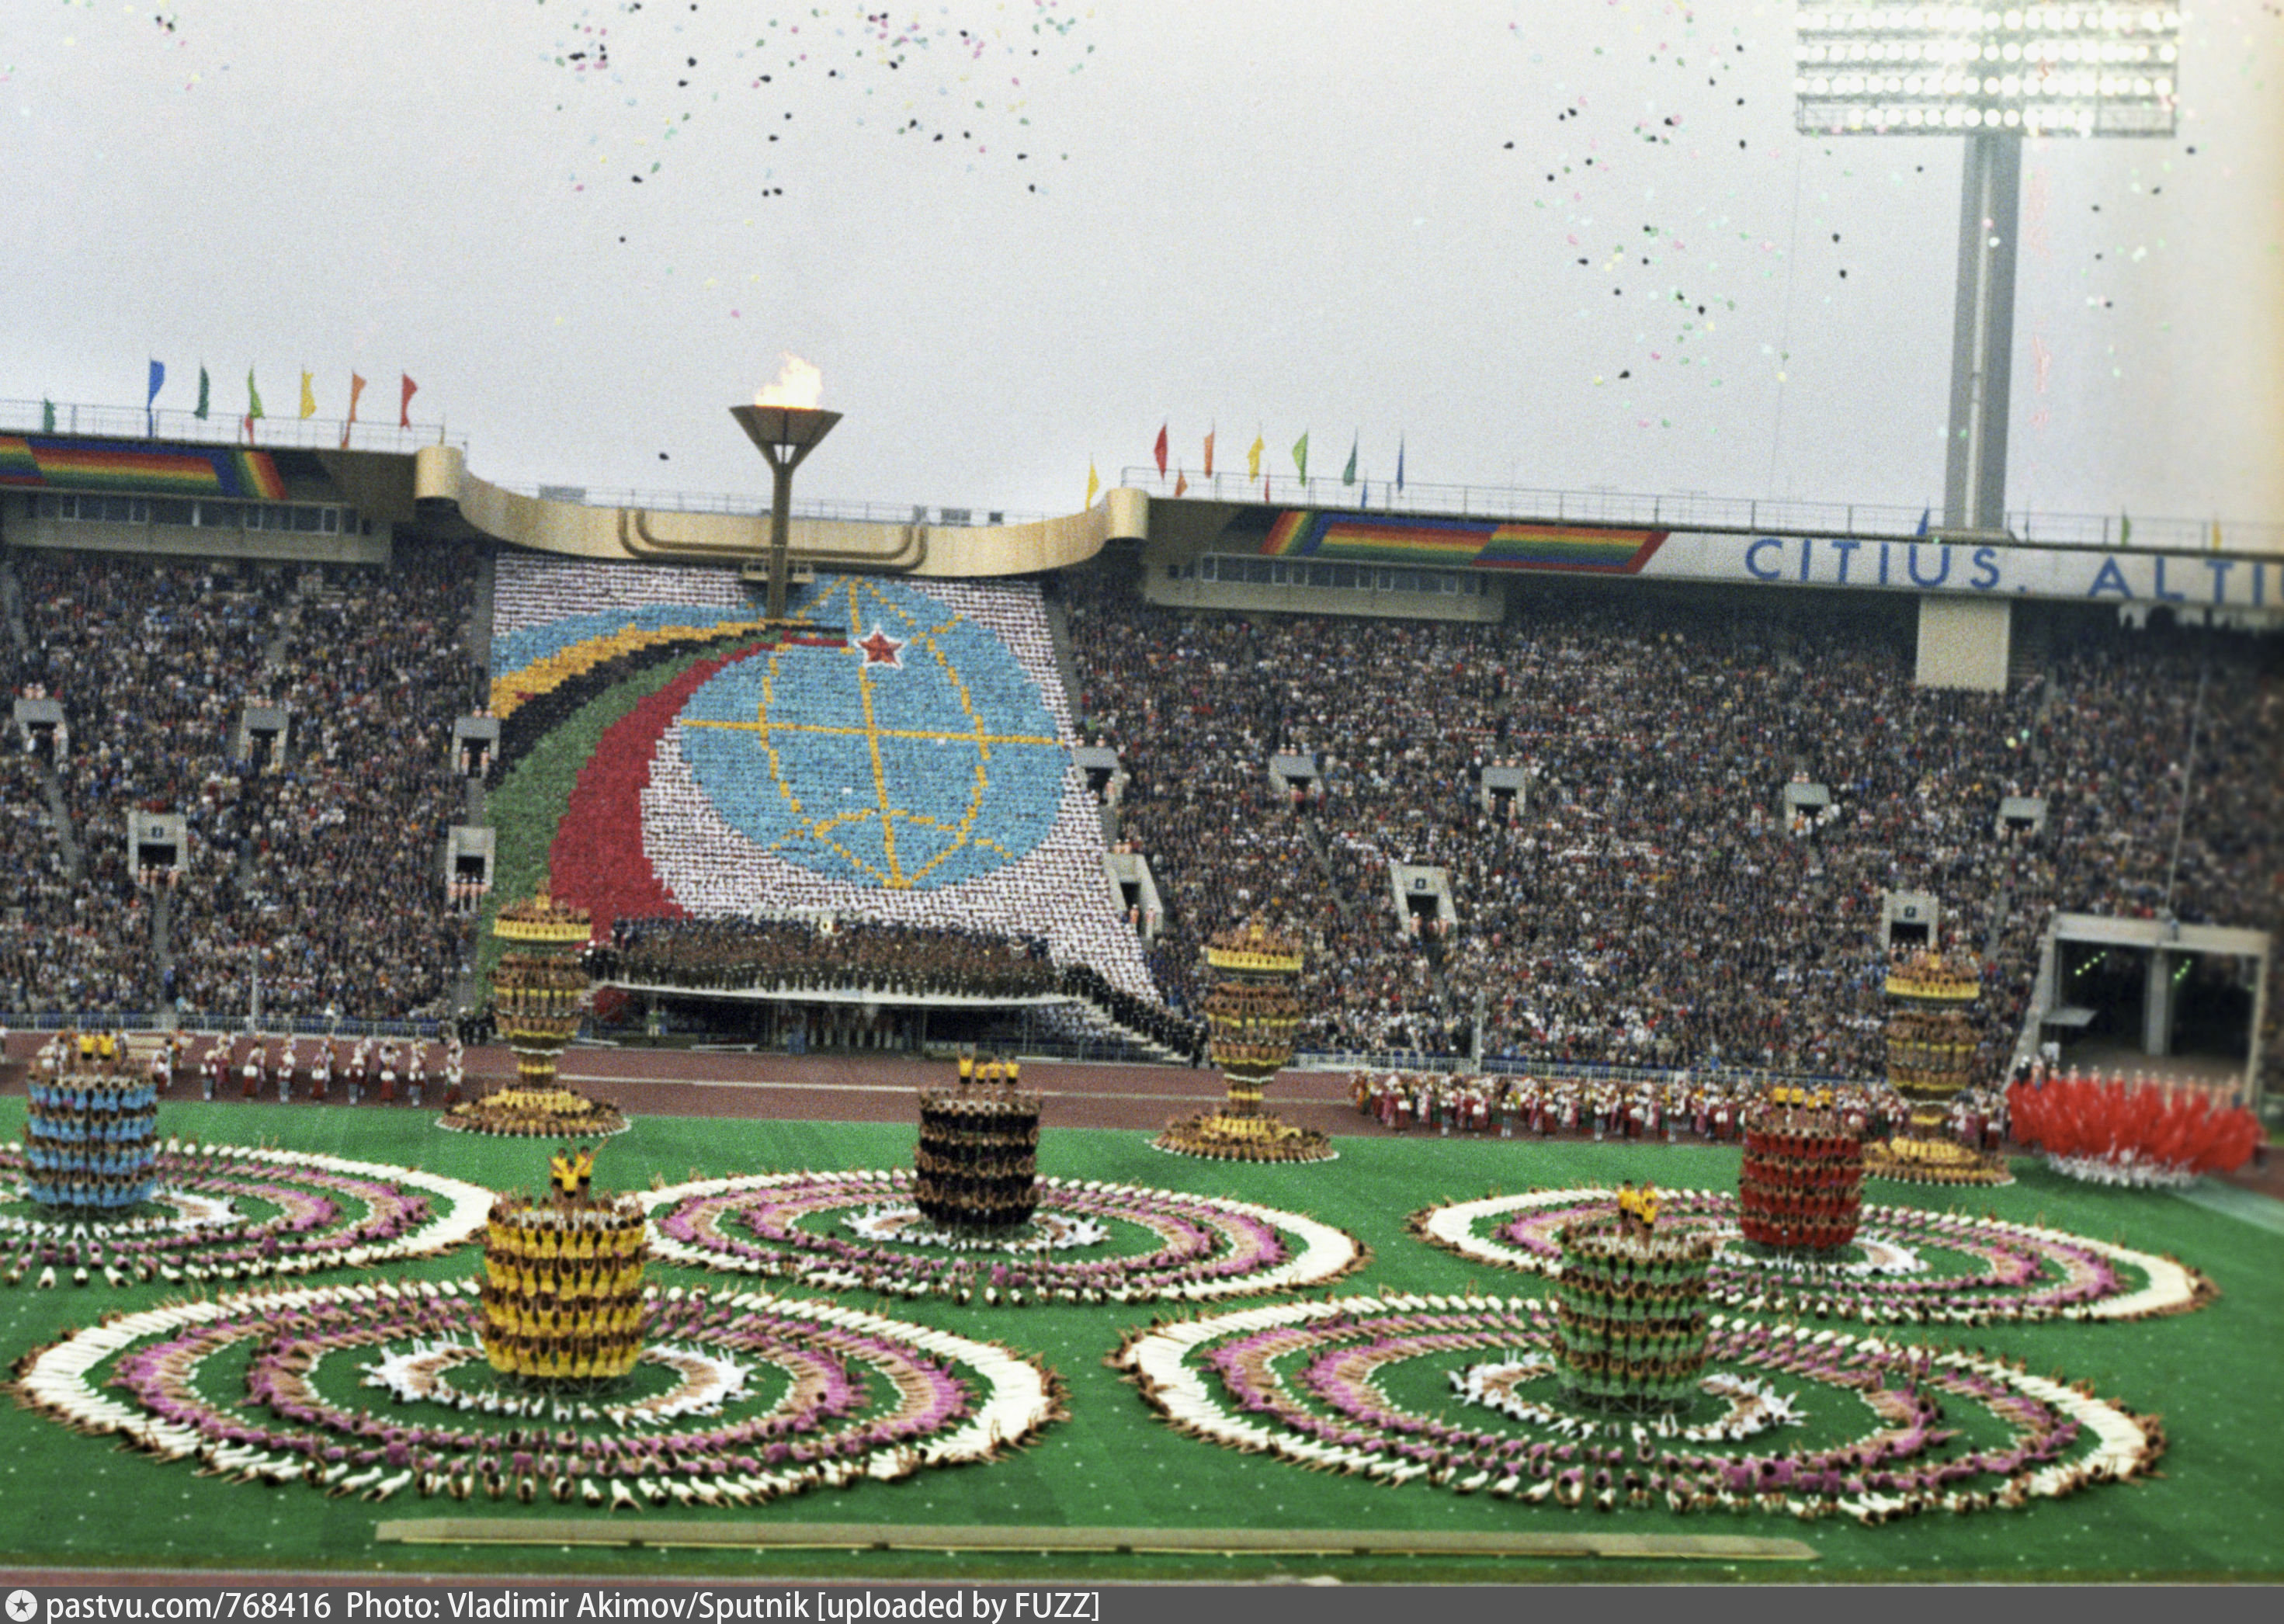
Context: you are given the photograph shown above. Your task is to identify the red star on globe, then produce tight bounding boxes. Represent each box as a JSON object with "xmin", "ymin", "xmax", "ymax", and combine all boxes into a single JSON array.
[{"xmin": 856, "ymin": 626, "xmax": 905, "ymax": 668}]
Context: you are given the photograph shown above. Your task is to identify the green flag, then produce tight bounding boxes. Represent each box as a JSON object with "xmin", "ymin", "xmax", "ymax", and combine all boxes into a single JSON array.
[
  {"xmin": 41, "ymin": 399, "xmax": 55, "ymax": 432},
  {"xmin": 195, "ymin": 366, "xmax": 210, "ymax": 420},
  {"xmin": 246, "ymin": 370, "xmax": 266, "ymax": 420},
  {"xmin": 2119, "ymin": 512, "xmax": 2131, "ymax": 547},
  {"xmin": 1292, "ymin": 431, "xmax": 1309, "ymax": 482},
  {"xmin": 1342, "ymin": 435, "xmax": 1358, "ymax": 486}
]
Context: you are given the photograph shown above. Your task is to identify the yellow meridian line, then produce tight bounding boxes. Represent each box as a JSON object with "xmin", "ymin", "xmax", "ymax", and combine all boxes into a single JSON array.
[{"xmin": 848, "ymin": 580, "xmax": 905, "ymax": 888}]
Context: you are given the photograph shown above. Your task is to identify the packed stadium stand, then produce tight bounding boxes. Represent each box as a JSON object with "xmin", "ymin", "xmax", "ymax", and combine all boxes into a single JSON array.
[
  {"xmin": 1060, "ymin": 549, "xmax": 2282, "ymax": 1097},
  {"xmin": 2, "ymin": 544, "xmax": 481, "ymax": 1022},
  {"xmin": 2, "ymin": 463, "xmax": 2275, "ymax": 1105}
]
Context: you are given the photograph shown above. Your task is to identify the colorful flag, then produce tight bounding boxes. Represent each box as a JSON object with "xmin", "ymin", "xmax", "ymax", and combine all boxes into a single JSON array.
[
  {"xmin": 147, "ymin": 359, "xmax": 165, "ymax": 435},
  {"xmin": 342, "ymin": 373, "xmax": 368, "ymax": 448},
  {"xmin": 246, "ymin": 370, "xmax": 266, "ymax": 419},
  {"xmin": 299, "ymin": 371, "xmax": 316, "ymax": 420},
  {"xmin": 1247, "ymin": 432, "xmax": 1263, "ymax": 481},
  {"xmin": 40, "ymin": 400, "xmax": 54, "ymax": 432},
  {"xmin": 1342, "ymin": 435, "xmax": 1357, "ymax": 486},
  {"xmin": 1174, "ymin": 469, "xmax": 1189, "ymax": 498},
  {"xmin": 1203, "ymin": 426, "xmax": 1216, "ymax": 479},
  {"xmin": 1085, "ymin": 461, "xmax": 1099, "ymax": 509},
  {"xmin": 1153, "ymin": 423, "xmax": 1168, "ymax": 479},
  {"xmin": 2210, "ymin": 519, "xmax": 2222, "ymax": 553},
  {"xmin": 400, "ymin": 373, "xmax": 418, "ymax": 429},
  {"xmin": 1395, "ymin": 436, "xmax": 1405, "ymax": 491},
  {"xmin": 195, "ymin": 366, "xmax": 210, "ymax": 420},
  {"xmin": 2118, "ymin": 512, "xmax": 2131, "ymax": 547},
  {"xmin": 1360, "ymin": 479, "xmax": 1369, "ymax": 508},
  {"xmin": 1914, "ymin": 507, "xmax": 1931, "ymax": 537},
  {"xmin": 1292, "ymin": 432, "xmax": 1309, "ymax": 482}
]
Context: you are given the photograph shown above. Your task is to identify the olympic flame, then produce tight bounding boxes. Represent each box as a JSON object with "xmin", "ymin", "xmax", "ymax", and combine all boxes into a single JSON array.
[{"xmin": 754, "ymin": 355, "xmax": 824, "ymax": 411}]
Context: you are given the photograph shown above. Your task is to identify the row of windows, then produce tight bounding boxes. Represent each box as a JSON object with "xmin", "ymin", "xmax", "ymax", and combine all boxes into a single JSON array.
[
  {"xmin": 30, "ymin": 493, "xmax": 358, "ymax": 535},
  {"xmin": 1173, "ymin": 554, "xmax": 1491, "ymax": 595}
]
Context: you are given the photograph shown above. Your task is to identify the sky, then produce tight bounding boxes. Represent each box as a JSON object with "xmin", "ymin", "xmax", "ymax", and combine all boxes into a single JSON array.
[{"xmin": 3, "ymin": 1, "xmax": 2279, "ymax": 526}]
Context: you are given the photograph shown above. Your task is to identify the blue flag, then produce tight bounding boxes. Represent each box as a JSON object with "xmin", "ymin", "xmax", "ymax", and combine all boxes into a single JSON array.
[
  {"xmin": 1395, "ymin": 437, "xmax": 1405, "ymax": 492},
  {"xmin": 146, "ymin": 359, "xmax": 165, "ymax": 435},
  {"xmin": 1914, "ymin": 506, "xmax": 1931, "ymax": 537}
]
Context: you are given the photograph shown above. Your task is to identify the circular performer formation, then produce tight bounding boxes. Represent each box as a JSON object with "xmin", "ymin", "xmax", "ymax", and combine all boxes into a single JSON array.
[
  {"xmin": 1411, "ymin": 1188, "xmax": 2215, "ymax": 1325},
  {"xmin": 1869, "ymin": 950, "xmax": 2009, "ymax": 1186},
  {"xmin": 0, "ymin": 1141, "xmax": 493, "ymax": 1290},
  {"xmin": 12, "ymin": 1277, "xmax": 1063, "ymax": 1508},
  {"xmin": 1112, "ymin": 1294, "xmax": 2165, "ymax": 1522},
  {"xmin": 439, "ymin": 1085, "xmax": 630, "ymax": 1140},
  {"xmin": 642, "ymin": 1169, "xmax": 1365, "ymax": 1305}
]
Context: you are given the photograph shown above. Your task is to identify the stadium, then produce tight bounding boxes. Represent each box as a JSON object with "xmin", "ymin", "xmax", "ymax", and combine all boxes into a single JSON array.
[
  {"xmin": 1, "ymin": 0, "xmax": 2279, "ymax": 1593},
  {"xmin": 0, "ymin": 394, "xmax": 2277, "ymax": 1585}
]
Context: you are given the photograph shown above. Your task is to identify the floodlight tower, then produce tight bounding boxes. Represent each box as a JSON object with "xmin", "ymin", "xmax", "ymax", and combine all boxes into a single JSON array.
[{"xmin": 1794, "ymin": 5, "xmax": 2181, "ymax": 533}]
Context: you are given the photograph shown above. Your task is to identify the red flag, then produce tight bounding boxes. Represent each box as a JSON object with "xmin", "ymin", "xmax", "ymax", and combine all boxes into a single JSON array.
[
  {"xmin": 400, "ymin": 373, "xmax": 418, "ymax": 429},
  {"xmin": 1153, "ymin": 423, "xmax": 1168, "ymax": 478},
  {"xmin": 1203, "ymin": 426, "xmax": 1216, "ymax": 478}
]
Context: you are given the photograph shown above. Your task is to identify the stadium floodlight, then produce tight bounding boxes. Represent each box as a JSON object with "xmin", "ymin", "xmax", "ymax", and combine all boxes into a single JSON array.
[
  {"xmin": 1794, "ymin": 5, "xmax": 2180, "ymax": 138},
  {"xmin": 730, "ymin": 402, "xmax": 842, "ymax": 623},
  {"xmin": 1793, "ymin": 4, "xmax": 2181, "ymax": 536}
]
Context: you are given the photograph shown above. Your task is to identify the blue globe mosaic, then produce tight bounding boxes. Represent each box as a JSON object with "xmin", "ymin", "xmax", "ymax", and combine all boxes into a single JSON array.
[{"xmin": 675, "ymin": 577, "xmax": 1070, "ymax": 891}]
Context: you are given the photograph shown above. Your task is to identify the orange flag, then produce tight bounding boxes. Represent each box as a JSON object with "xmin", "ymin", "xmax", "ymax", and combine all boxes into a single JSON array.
[
  {"xmin": 341, "ymin": 373, "xmax": 368, "ymax": 448},
  {"xmin": 1203, "ymin": 425, "xmax": 1216, "ymax": 478},
  {"xmin": 400, "ymin": 373, "xmax": 418, "ymax": 429},
  {"xmin": 1174, "ymin": 469, "xmax": 1189, "ymax": 498}
]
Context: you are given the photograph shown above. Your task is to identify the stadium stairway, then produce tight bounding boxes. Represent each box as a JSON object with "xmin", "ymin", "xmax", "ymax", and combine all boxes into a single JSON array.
[
  {"xmin": 1043, "ymin": 595, "xmax": 1086, "ymax": 734},
  {"xmin": 35, "ymin": 762, "xmax": 82, "ymax": 880}
]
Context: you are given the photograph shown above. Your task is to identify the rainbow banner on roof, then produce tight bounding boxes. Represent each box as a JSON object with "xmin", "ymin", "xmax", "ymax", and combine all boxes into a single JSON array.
[
  {"xmin": 0, "ymin": 436, "xmax": 286, "ymax": 501},
  {"xmin": 1258, "ymin": 509, "xmax": 1667, "ymax": 573}
]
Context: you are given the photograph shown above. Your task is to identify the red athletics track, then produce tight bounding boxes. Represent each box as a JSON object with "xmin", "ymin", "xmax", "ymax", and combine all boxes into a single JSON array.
[{"xmin": 2, "ymin": 1035, "xmax": 2275, "ymax": 1195}]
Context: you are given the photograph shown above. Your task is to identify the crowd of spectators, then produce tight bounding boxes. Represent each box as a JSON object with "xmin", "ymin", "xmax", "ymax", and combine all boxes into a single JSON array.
[
  {"xmin": 1064, "ymin": 553, "xmax": 2282, "ymax": 1096},
  {"xmin": 2, "ymin": 545, "xmax": 484, "ymax": 1022}
]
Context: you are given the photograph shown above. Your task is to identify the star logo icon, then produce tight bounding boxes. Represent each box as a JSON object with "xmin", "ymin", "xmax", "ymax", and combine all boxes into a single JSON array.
[
  {"xmin": 856, "ymin": 626, "xmax": 905, "ymax": 668},
  {"xmin": 7, "ymin": 1591, "xmax": 37, "ymax": 1623}
]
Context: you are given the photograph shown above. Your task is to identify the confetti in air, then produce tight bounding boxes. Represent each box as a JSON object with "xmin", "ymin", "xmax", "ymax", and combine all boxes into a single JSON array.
[{"xmin": 542, "ymin": 2, "xmax": 1095, "ymax": 196}]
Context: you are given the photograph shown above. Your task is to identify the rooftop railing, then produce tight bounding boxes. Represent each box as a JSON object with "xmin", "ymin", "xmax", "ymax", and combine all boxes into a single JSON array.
[
  {"xmin": 3, "ymin": 398, "xmax": 467, "ymax": 454},
  {"xmin": 1121, "ymin": 467, "xmax": 2284, "ymax": 557}
]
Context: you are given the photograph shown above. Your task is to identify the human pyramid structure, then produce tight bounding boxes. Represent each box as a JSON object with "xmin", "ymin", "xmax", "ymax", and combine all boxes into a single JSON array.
[
  {"xmin": 477, "ymin": 1147, "xmax": 649, "ymax": 1385},
  {"xmin": 23, "ymin": 1029, "xmax": 160, "ymax": 1211},
  {"xmin": 912, "ymin": 1053, "xmax": 1043, "ymax": 1232}
]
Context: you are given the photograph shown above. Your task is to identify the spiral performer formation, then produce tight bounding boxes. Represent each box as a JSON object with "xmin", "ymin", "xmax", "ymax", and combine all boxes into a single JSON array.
[
  {"xmin": 1154, "ymin": 920, "xmax": 1334, "ymax": 1163},
  {"xmin": 22, "ymin": 1033, "xmax": 159, "ymax": 1213},
  {"xmin": 913, "ymin": 1053, "xmax": 1042, "ymax": 1231},
  {"xmin": 1551, "ymin": 1184, "xmax": 1716, "ymax": 1414},
  {"xmin": 1866, "ymin": 949, "xmax": 2009, "ymax": 1185},
  {"xmin": 1736, "ymin": 1086, "xmax": 1865, "ymax": 1251},
  {"xmin": 477, "ymin": 1147, "xmax": 648, "ymax": 1384}
]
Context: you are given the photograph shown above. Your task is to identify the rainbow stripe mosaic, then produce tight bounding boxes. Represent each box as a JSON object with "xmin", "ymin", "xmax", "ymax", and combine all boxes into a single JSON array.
[
  {"xmin": 1258, "ymin": 510, "xmax": 1666, "ymax": 573},
  {"xmin": 0, "ymin": 437, "xmax": 285, "ymax": 501}
]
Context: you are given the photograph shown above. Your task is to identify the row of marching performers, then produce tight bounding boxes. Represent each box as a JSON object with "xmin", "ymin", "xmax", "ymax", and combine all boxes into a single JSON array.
[
  {"xmin": 108, "ymin": 1035, "xmax": 470, "ymax": 1105},
  {"xmin": 1349, "ymin": 1071, "xmax": 2013, "ymax": 1152}
]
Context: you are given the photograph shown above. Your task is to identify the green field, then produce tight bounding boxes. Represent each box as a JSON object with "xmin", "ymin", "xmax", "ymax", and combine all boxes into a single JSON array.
[{"xmin": 2, "ymin": 1100, "xmax": 2278, "ymax": 1584}]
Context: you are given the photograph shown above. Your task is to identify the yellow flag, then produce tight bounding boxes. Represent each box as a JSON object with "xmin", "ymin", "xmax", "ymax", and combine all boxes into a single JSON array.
[
  {"xmin": 1085, "ymin": 461, "xmax": 1099, "ymax": 509},
  {"xmin": 2210, "ymin": 519, "xmax": 2222, "ymax": 553},
  {"xmin": 1246, "ymin": 432, "xmax": 1264, "ymax": 480},
  {"xmin": 299, "ymin": 370, "xmax": 316, "ymax": 419}
]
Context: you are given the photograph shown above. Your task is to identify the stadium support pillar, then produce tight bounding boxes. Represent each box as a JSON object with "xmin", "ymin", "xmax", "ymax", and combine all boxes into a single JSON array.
[
  {"xmin": 2143, "ymin": 949, "xmax": 2177, "ymax": 1060},
  {"xmin": 1913, "ymin": 595, "xmax": 2011, "ymax": 691}
]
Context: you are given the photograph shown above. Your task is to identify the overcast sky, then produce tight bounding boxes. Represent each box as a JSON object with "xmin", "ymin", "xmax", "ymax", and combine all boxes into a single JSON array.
[{"xmin": 5, "ymin": 1, "xmax": 2278, "ymax": 526}]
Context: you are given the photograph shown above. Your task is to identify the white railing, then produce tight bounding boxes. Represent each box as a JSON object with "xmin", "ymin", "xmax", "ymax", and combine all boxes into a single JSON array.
[
  {"xmin": 505, "ymin": 483, "xmax": 1050, "ymax": 529},
  {"xmin": 2, "ymin": 398, "xmax": 465, "ymax": 454},
  {"xmin": 1121, "ymin": 467, "xmax": 2284, "ymax": 557}
]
